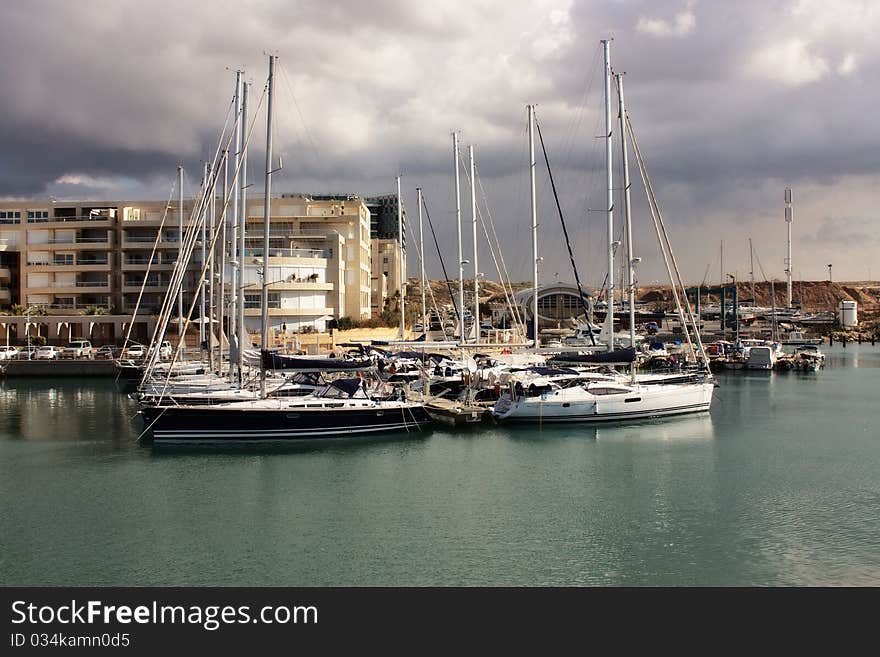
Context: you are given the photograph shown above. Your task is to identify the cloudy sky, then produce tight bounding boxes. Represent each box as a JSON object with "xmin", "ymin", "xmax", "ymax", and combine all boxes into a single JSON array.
[{"xmin": 1, "ymin": 0, "xmax": 878, "ymax": 285}]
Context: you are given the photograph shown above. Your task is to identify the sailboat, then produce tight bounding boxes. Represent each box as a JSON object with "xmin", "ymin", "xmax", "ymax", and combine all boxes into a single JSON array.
[
  {"xmin": 493, "ymin": 40, "xmax": 715, "ymax": 424},
  {"xmin": 139, "ymin": 55, "xmax": 433, "ymax": 444}
]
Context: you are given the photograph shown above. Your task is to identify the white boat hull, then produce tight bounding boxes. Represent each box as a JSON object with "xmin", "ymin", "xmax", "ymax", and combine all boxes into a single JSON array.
[{"xmin": 493, "ymin": 381, "xmax": 714, "ymax": 423}]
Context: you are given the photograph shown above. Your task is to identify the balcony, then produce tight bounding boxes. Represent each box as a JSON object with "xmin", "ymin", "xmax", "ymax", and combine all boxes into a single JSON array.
[
  {"xmin": 0, "ymin": 288, "xmax": 10, "ymax": 303},
  {"xmin": 122, "ymin": 234, "xmax": 181, "ymax": 247},
  {"xmin": 26, "ymin": 257, "xmax": 110, "ymax": 270},
  {"xmin": 244, "ymin": 307, "xmax": 335, "ymax": 317},
  {"xmin": 43, "ymin": 236, "xmax": 111, "ymax": 248},
  {"xmin": 123, "ymin": 276, "xmax": 169, "ymax": 293},
  {"xmin": 243, "ymin": 247, "xmax": 331, "ymax": 260},
  {"xmin": 122, "ymin": 256, "xmax": 176, "ymax": 271},
  {"xmin": 0, "ymin": 267, "xmax": 10, "ymax": 283},
  {"xmin": 40, "ymin": 214, "xmax": 114, "ymax": 226}
]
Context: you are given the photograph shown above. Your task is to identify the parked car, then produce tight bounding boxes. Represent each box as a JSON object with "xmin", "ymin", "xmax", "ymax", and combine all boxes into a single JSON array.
[
  {"xmin": 36, "ymin": 346, "xmax": 61, "ymax": 360},
  {"xmin": 95, "ymin": 345, "xmax": 118, "ymax": 359},
  {"xmin": 0, "ymin": 346, "xmax": 20, "ymax": 360},
  {"xmin": 124, "ymin": 343, "xmax": 146, "ymax": 359},
  {"xmin": 15, "ymin": 346, "xmax": 39, "ymax": 360},
  {"xmin": 63, "ymin": 340, "xmax": 93, "ymax": 358},
  {"xmin": 413, "ymin": 323, "xmax": 424, "ymax": 333}
]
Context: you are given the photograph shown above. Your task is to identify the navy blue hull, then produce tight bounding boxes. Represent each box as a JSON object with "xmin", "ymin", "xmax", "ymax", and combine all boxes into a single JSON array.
[{"xmin": 141, "ymin": 403, "xmax": 433, "ymax": 443}]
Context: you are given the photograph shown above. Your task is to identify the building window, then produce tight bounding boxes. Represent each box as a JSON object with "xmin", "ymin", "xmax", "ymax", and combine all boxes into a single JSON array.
[
  {"xmin": 27, "ymin": 210, "xmax": 50, "ymax": 222},
  {"xmin": 244, "ymin": 293, "xmax": 280, "ymax": 309},
  {"xmin": 53, "ymin": 254, "xmax": 74, "ymax": 266},
  {"xmin": 0, "ymin": 210, "xmax": 21, "ymax": 224}
]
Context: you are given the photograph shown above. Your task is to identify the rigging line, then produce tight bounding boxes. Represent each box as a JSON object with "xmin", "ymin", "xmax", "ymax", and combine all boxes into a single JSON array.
[
  {"xmin": 421, "ymin": 192, "xmax": 461, "ymax": 324},
  {"xmin": 148, "ymin": 84, "xmax": 269, "ymax": 396},
  {"xmin": 700, "ymin": 262, "xmax": 712, "ymax": 288},
  {"xmin": 751, "ymin": 243, "xmax": 770, "ymax": 282},
  {"xmin": 277, "ymin": 62, "xmax": 321, "ymax": 170},
  {"xmin": 475, "ymin": 198, "xmax": 525, "ymax": 339},
  {"xmin": 534, "ymin": 114, "xmax": 596, "ymax": 345},
  {"xmin": 627, "ymin": 112, "xmax": 710, "ymax": 371},
  {"xmin": 559, "ymin": 42, "xmax": 603, "ymax": 186},
  {"xmin": 462, "ymin": 163, "xmax": 521, "ymax": 335},
  {"xmin": 474, "ymin": 166, "xmax": 525, "ymax": 333},
  {"xmin": 401, "ymin": 198, "xmax": 443, "ymax": 324},
  {"xmin": 121, "ymin": 177, "xmax": 177, "ymax": 353}
]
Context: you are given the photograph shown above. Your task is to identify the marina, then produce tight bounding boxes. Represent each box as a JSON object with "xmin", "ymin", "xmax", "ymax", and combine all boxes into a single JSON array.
[
  {"xmin": 2, "ymin": 4, "xmax": 879, "ymax": 598},
  {"xmin": 1, "ymin": 343, "xmax": 878, "ymax": 586}
]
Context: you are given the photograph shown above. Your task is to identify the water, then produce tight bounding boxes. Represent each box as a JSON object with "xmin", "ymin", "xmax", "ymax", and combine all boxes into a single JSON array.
[{"xmin": 1, "ymin": 345, "xmax": 878, "ymax": 586}]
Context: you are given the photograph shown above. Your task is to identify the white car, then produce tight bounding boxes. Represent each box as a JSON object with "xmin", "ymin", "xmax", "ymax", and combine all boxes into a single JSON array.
[
  {"xmin": 0, "ymin": 346, "xmax": 20, "ymax": 360},
  {"xmin": 63, "ymin": 340, "xmax": 93, "ymax": 358},
  {"xmin": 124, "ymin": 344, "xmax": 146, "ymax": 359},
  {"xmin": 36, "ymin": 346, "xmax": 61, "ymax": 360}
]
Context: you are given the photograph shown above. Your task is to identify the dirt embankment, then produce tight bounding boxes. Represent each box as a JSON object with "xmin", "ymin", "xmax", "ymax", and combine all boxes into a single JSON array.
[{"xmin": 637, "ymin": 281, "xmax": 880, "ymax": 313}]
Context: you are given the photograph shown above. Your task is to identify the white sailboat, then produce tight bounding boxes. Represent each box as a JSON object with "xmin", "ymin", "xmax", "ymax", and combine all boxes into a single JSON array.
[{"xmin": 494, "ymin": 41, "xmax": 715, "ymax": 425}]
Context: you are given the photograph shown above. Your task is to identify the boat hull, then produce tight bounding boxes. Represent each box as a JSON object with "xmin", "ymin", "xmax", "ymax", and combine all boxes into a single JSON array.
[
  {"xmin": 141, "ymin": 403, "xmax": 433, "ymax": 444},
  {"xmin": 493, "ymin": 382, "xmax": 714, "ymax": 424}
]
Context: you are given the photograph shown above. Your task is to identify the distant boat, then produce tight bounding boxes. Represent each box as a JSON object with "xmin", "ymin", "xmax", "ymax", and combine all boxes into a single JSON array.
[{"xmin": 780, "ymin": 331, "xmax": 823, "ymax": 346}]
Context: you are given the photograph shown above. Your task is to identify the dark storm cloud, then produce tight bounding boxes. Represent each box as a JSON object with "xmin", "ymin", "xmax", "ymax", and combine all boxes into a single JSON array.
[{"xmin": 0, "ymin": 0, "xmax": 878, "ymax": 280}]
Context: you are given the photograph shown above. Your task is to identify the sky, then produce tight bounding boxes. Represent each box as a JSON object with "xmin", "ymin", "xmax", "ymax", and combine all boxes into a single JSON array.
[{"xmin": 1, "ymin": 0, "xmax": 878, "ymax": 286}]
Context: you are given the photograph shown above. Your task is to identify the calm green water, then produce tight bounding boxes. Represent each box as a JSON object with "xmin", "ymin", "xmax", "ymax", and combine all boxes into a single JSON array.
[{"xmin": 1, "ymin": 345, "xmax": 878, "ymax": 586}]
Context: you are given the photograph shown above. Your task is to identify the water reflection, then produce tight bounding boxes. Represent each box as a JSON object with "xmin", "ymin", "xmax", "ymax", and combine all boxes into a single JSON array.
[
  {"xmin": 501, "ymin": 412, "xmax": 715, "ymax": 445},
  {"xmin": 0, "ymin": 378, "xmax": 139, "ymax": 449}
]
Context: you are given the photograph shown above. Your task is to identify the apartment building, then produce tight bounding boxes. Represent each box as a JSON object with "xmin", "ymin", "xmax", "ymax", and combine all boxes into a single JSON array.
[
  {"xmin": 0, "ymin": 193, "xmax": 383, "ymax": 342},
  {"xmin": 370, "ymin": 238, "xmax": 401, "ymax": 316}
]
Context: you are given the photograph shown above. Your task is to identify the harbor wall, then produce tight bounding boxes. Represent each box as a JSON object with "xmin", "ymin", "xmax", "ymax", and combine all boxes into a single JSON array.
[{"xmin": 2, "ymin": 359, "xmax": 117, "ymax": 377}]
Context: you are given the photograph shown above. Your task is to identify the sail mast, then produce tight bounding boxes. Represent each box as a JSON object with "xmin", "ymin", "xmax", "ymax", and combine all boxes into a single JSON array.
[
  {"xmin": 229, "ymin": 70, "xmax": 241, "ymax": 381},
  {"xmin": 470, "ymin": 144, "xmax": 479, "ymax": 344},
  {"xmin": 528, "ymin": 105, "xmax": 539, "ymax": 347},
  {"xmin": 177, "ymin": 164, "xmax": 184, "ymax": 339},
  {"xmin": 397, "ymin": 175, "xmax": 405, "ymax": 339},
  {"xmin": 602, "ymin": 39, "xmax": 615, "ymax": 351},
  {"xmin": 616, "ymin": 73, "xmax": 636, "ymax": 371},
  {"xmin": 200, "ymin": 162, "xmax": 208, "ymax": 348},
  {"xmin": 237, "ymin": 80, "xmax": 249, "ymax": 386},
  {"xmin": 452, "ymin": 132, "xmax": 464, "ymax": 342},
  {"xmin": 208, "ymin": 161, "xmax": 215, "ymax": 371},
  {"xmin": 785, "ymin": 187, "xmax": 793, "ymax": 308},
  {"xmin": 260, "ymin": 54, "xmax": 276, "ymax": 399},
  {"xmin": 219, "ymin": 151, "xmax": 227, "ymax": 375},
  {"xmin": 749, "ymin": 237, "xmax": 756, "ymax": 304},
  {"xmin": 417, "ymin": 186, "xmax": 426, "ymax": 332}
]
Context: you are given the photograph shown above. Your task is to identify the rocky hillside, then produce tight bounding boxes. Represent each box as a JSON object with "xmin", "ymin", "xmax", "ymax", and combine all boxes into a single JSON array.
[{"xmin": 637, "ymin": 280, "xmax": 880, "ymax": 313}]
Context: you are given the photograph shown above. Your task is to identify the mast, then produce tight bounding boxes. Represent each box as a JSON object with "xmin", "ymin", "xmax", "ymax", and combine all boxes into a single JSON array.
[
  {"xmin": 229, "ymin": 70, "xmax": 241, "ymax": 381},
  {"xmin": 237, "ymin": 80, "xmax": 249, "ymax": 386},
  {"xmin": 260, "ymin": 54, "xmax": 276, "ymax": 399},
  {"xmin": 616, "ymin": 73, "xmax": 636, "ymax": 369},
  {"xmin": 417, "ymin": 187, "xmax": 426, "ymax": 332},
  {"xmin": 785, "ymin": 187, "xmax": 793, "ymax": 308},
  {"xmin": 453, "ymin": 131, "xmax": 464, "ymax": 341},
  {"xmin": 397, "ymin": 175, "xmax": 405, "ymax": 339},
  {"xmin": 219, "ymin": 151, "xmax": 227, "ymax": 375},
  {"xmin": 469, "ymin": 144, "xmax": 479, "ymax": 344},
  {"xmin": 749, "ymin": 237, "xmax": 756, "ymax": 304},
  {"xmin": 200, "ymin": 162, "xmax": 207, "ymax": 348},
  {"xmin": 527, "ymin": 105, "xmax": 539, "ymax": 347},
  {"xmin": 602, "ymin": 39, "xmax": 615, "ymax": 351},
  {"xmin": 207, "ymin": 161, "xmax": 215, "ymax": 370},
  {"xmin": 177, "ymin": 164, "xmax": 184, "ymax": 339}
]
